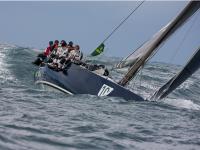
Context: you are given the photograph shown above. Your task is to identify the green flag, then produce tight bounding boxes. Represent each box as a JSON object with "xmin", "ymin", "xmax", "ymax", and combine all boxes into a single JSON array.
[{"xmin": 90, "ymin": 43, "xmax": 105, "ymax": 56}]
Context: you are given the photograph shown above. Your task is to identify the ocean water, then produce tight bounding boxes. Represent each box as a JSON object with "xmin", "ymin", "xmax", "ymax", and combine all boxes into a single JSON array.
[{"xmin": 0, "ymin": 43, "xmax": 200, "ymax": 150}]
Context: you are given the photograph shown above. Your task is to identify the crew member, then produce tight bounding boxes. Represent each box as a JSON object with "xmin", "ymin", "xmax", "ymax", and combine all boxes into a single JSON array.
[
  {"xmin": 32, "ymin": 41, "xmax": 54, "ymax": 66},
  {"xmin": 48, "ymin": 40, "xmax": 68, "ymax": 70},
  {"xmin": 68, "ymin": 45, "xmax": 83, "ymax": 62},
  {"xmin": 53, "ymin": 40, "xmax": 59, "ymax": 50},
  {"xmin": 43, "ymin": 41, "xmax": 54, "ymax": 57},
  {"xmin": 67, "ymin": 41, "xmax": 75, "ymax": 52}
]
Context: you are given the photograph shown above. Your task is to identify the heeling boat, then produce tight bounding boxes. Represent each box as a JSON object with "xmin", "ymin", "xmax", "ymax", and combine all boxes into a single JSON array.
[
  {"xmin": 35, "ymin": 63, "xmax": 144, "ymax": 101},
  {"xmin": 34, "ymin": 1, "xmax": 200, "ymax": 101}
]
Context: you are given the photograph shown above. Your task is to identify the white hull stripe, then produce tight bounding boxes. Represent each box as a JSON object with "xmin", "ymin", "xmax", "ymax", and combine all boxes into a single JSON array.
[{"xmin": 35, "ymin": 80, "xmax": 73, "ymax": 95}]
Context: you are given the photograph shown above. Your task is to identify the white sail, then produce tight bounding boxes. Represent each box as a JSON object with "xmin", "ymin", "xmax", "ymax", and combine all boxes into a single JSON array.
[
  {"xmin": 116, "ymin": 24, "xmax": 169, "ymax": 69},
  {"xmin": 118, "ymin": 1, "xmax": 200, "ymax": 86}
]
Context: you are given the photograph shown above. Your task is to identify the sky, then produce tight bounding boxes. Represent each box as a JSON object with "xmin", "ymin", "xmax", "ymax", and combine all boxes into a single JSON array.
[{"xmin": 0, "ymin": 1, "xmax": 200, "ymax": 65}]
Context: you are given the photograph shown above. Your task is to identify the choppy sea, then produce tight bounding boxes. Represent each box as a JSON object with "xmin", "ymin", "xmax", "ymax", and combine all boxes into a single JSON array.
[{"xmin": 0, "ymin": 43, "xmax": 200, "ymax": 150}]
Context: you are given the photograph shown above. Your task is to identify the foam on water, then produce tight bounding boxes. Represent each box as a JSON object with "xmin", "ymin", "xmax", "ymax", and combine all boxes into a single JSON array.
[
  {"xmin": 178, "ymin": 79, "xmax": 195, "ymax": 90},
  {"xmin": 164, "ymin": 98, "xmax": 200, "ymax": 110}
]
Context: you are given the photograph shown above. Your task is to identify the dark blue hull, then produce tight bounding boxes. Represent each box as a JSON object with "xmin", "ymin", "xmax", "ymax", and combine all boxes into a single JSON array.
[{"xmin": 35, "ymin": 64, "xmax": 144, "ymax": 101}]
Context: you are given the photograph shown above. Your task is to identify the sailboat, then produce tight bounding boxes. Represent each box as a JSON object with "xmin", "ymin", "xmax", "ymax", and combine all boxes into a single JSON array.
[{"xmin": 34, "ymin": 1, "xmax": 200, "ymax": 101}]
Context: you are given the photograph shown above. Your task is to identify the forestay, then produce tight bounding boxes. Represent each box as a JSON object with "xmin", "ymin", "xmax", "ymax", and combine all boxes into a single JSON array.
[
  {"xmin": 90, "ymin": 1, "xmax": 145, "ymax": 57},
  {"xmin": 118, "ymin": 1, "xmax": 200, "ymax": 86}
]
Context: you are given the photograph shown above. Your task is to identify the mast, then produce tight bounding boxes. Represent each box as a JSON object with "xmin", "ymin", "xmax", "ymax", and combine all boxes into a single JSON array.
[
  {"xmin": 151, "ymin": 46, "xmax": 200, "ymax": 100},
  {"xmin": 118, "ymin": 1, "xmax": 200, "ymax": 86}
]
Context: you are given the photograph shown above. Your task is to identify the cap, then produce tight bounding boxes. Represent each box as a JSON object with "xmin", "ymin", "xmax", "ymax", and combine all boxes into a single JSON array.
[
  {"xmin": 54, "ymin": 40, "xmax": 59, "ymax": 44},
  {"xmin": 68, "ymin": 41, "xmax": 73, "ymax": 46},
  {"xmin": 49, "ymin": 41, "xmax": 53, "ymax": 46}
]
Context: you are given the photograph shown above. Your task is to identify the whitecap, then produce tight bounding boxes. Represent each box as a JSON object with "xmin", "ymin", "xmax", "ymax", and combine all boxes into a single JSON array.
[{"xmin": 163, "ymin": 98, "xmax": 200, "ymax": 110}]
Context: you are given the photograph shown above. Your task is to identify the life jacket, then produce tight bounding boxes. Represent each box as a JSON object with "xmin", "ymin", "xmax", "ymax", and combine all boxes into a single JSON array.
[
  {"xmin": 68, "ymin": 49, "xmax": 83, "ymax": 61},
  {"xmin": 53, "ymin": 44, "xmax": 59, "ymax": 50},
  {"xmin": 56, "ymin": 46, "xmax": 68, "ymax": 57},
  {"xmin": 67, "ymin": 46, "xmax": 75, "ymax": 53},
  {"xmin": 44, "ymin": 46, "xmax": 53, "ymax": 56}
]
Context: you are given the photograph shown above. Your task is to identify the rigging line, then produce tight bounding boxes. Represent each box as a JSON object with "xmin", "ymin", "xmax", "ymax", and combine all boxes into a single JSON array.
[
  {"xmin": 102, "ymin": 1, "xmax": 145, "ymax": 44},
  {"xmin": 169, "ymin": 10, "xmax": 199, "ymax": 64}
]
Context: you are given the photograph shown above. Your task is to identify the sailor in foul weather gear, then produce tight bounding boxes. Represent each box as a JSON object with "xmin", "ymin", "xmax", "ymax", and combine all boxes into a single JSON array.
[
  {"xmin": 68, "ymin": 45, "xmax": 83, "ymax": 62},
  {"xmin": 48, "ymin": 40, "xmax": 69, "ymax": 70},
  {"xmin": 67, "ymin": 41, "xmax": 75, "ymax": 52},
  {"xmin": 32, "ymin": 41, "xmax": 54, "ymax": 66},
  {"xmin": 43, "ymin": 41, "xmax": 54, "ymax": 57},
  {"xmin": 47, "ymin": 40, "xmax": 60, "ymax": 63},
  {"xmin": 56, "ymin": 40, "xmax": 68, "ymax": 59},
  {"xmin": 53, "ymin": 40, "xmax": 59, "ymax": 50}
]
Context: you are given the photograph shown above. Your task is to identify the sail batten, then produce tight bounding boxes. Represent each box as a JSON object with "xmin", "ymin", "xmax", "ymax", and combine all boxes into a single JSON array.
[
  {"xmin": 118, "ymin": 1, "xmax": 200, "ymax": 86},
  {"xmin": 151, "ymin": 46, "xmax": 200, "ymax": 100}
]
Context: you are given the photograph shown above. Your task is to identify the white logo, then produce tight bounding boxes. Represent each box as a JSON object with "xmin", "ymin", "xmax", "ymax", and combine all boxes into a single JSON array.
[
  {"xmin": 98, "ymin": 84, "xmax": 114, "ymax": 96},
  {"xmin": 35, "ymin": 71, "xmax": 41, "ymax": 78}
]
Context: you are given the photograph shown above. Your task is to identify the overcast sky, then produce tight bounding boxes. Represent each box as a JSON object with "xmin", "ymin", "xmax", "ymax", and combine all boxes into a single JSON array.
[{"xmin": 0, "ymin": 1, "xmax": 200, "ymax": 65}]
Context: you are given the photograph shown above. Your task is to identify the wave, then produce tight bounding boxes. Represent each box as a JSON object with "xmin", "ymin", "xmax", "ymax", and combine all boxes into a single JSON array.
[
  {"xmin": 1, "ymin": 43, "xmax": 200, "ymax": 111},
  {"xmin": 0, "ymin": 43, "xmax": 39, "ymax": 87},
  {"xmin": 163, "ymin": 98, "xmax": 200, "ymax": 111}
]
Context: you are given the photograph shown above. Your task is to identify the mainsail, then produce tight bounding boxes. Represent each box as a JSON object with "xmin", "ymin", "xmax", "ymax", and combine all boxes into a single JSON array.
[
  {"xmin": 118, "ymin": 1, "xmax": 200, "ymax": 86},
  {"xmin": 151, "ymin": 46, "xmax": 200, "ymax": 100}
]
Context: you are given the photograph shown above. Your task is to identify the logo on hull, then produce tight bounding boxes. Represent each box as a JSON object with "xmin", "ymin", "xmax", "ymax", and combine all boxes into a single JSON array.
[{"xmin": 98, "ymin": 84, "xmax": 114, "ymax": 96}]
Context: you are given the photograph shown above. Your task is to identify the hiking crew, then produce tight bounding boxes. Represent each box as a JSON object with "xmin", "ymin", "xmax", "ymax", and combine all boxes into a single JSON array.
[
  {"xmin": 33, "ymin": 39, "xmax": 109, "ymax": 76},
  {"xmin": 68, "ymin": 45, "xmax": 83, "ymax": 63},
  {"xmin": 32, "ymin": 41, "xmax": 54, "ymax": 66},
  {"xmin": 53, "ymin": 40, "xmax": 59, "ymax": 50},
  {"xmin": 43, "ymin": 41, "xmax": 54, "ymax": 57},
  {"xmin": 67, "ymin": 41, "xmax": 75, "ymax": 52}
]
